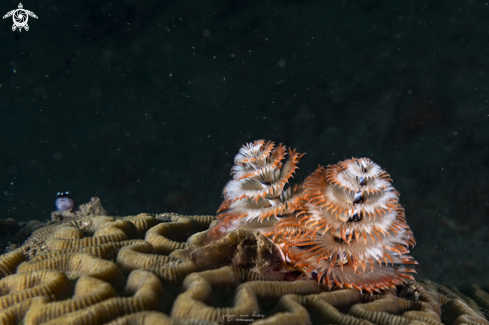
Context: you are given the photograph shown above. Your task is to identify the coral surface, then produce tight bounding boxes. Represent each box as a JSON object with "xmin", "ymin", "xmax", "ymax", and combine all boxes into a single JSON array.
[{"xmin": 0, "ymin": 206, "xmax": 488, "ymax": 324}]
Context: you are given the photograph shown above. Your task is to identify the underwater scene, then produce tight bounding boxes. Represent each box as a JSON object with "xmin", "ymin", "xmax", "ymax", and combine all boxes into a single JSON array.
[{"xmin": 0, "ymin": 0, "xmax": 488, "ymax": 324}]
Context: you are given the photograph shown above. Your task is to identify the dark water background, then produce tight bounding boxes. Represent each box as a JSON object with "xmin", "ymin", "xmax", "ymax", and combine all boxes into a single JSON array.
[{"xmin": 1, "ymin": 0, "xmax": 488, "ymax": 285}]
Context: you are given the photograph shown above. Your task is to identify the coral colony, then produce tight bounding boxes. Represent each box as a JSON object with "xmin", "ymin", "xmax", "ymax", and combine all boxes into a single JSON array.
[{"xmin": 210, "ymin": 140, "xmax": 417, "ymax": 293}]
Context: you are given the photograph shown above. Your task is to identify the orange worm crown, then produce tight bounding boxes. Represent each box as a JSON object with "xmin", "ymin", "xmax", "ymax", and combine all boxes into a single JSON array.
[
  {"xmin": 210, "ymin": 140, "xmax": 417, "ymax": 293},
  {"xmin": 208, "ymin": 140, "xmax": 304, "ymax": 239}
]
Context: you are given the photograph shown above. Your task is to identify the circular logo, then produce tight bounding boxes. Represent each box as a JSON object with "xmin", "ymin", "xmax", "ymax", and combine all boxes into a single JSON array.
[
  {"xmin": 2, "ymin": 3, "xmax": 38, "ymax": 32},
  {"xmin": 13, "ymin": 9, "xmax": 28, "ymax": 28}
]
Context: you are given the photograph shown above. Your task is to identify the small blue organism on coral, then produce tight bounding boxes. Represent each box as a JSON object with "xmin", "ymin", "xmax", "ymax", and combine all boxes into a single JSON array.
[{"xmin": 55, "ymin": 191, "xmax": 76, "ymax": 212}]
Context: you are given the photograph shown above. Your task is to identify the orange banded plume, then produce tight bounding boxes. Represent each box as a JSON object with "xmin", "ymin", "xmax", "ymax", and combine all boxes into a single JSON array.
[
  {"xmin": 208, "ymin": 140, "xmax": 304, "ymax": 239},
  {"xmin": 210, "ymin": 141, "xmax": 418, "ymax": 293},
  {"xmin": 275, "ymin": 158, "xmax": 417, "ymax": 293}
]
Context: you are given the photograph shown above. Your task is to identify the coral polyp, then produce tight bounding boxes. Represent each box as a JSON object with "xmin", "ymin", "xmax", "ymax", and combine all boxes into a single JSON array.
[{"xmin": 211, "ymin": 140, "xmax": 418, "ymax": 293}]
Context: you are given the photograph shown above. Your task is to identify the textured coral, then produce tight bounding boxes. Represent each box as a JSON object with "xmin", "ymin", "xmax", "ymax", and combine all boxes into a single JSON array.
[
  {"xmin": 0, "ymin": 251, "xmax": 25, "ymax": 278},
  {"xmin": 190, "ymin": 227, "xmax": 284, "ymax": 274},
  {"xmin": 0, "ymin": 219, "xmax": 20, "ymax": 236},
  {"xmin": 0, "ymin": 144, "xmax": 485, "ymax": 324},
  {"xmin": 50, "ymin": 197, "xmax": 108, "ymax": 223},
  {"xmin": 0, "ymin": 218, "xmax": 43, "ymax": 255},
  {"xmin": 0, "ymin": 208, "xmax": 487, "ymax": 324},
  {"xmin": 171, "ymin": 266, "xmax": 488, "ymax": 325},
  {"xmin": 0, "ymin": 210, "xmax": 216, "ymax": 324}
]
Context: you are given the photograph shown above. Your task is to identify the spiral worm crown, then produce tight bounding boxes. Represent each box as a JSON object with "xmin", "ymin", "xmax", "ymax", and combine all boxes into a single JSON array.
[
  {"xmin": 209, "ymin": 140, "xmax": 304, "ymax": 238},
  {"xmin": 212, "ymin": 140, "xmax": 417, "ymax": 293},
  {"xmin": 276, "ymin": 158, "xmax": 416, "ymax": 292}
]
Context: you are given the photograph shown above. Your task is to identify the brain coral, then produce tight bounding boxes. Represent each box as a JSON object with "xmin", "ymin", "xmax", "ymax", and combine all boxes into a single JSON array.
[
  {"xmin": 0, "ymin": 210, "xmax": 488, "ymax": 324},
  {"xmin": 0, "ymin": 140, "xmax": 488, "ymax": 324}
]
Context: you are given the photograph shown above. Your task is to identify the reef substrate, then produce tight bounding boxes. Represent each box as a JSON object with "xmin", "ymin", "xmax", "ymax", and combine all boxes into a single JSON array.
[{"xmin": 0, "ymin": 199, "xmax": 488, "ymax": 324}]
